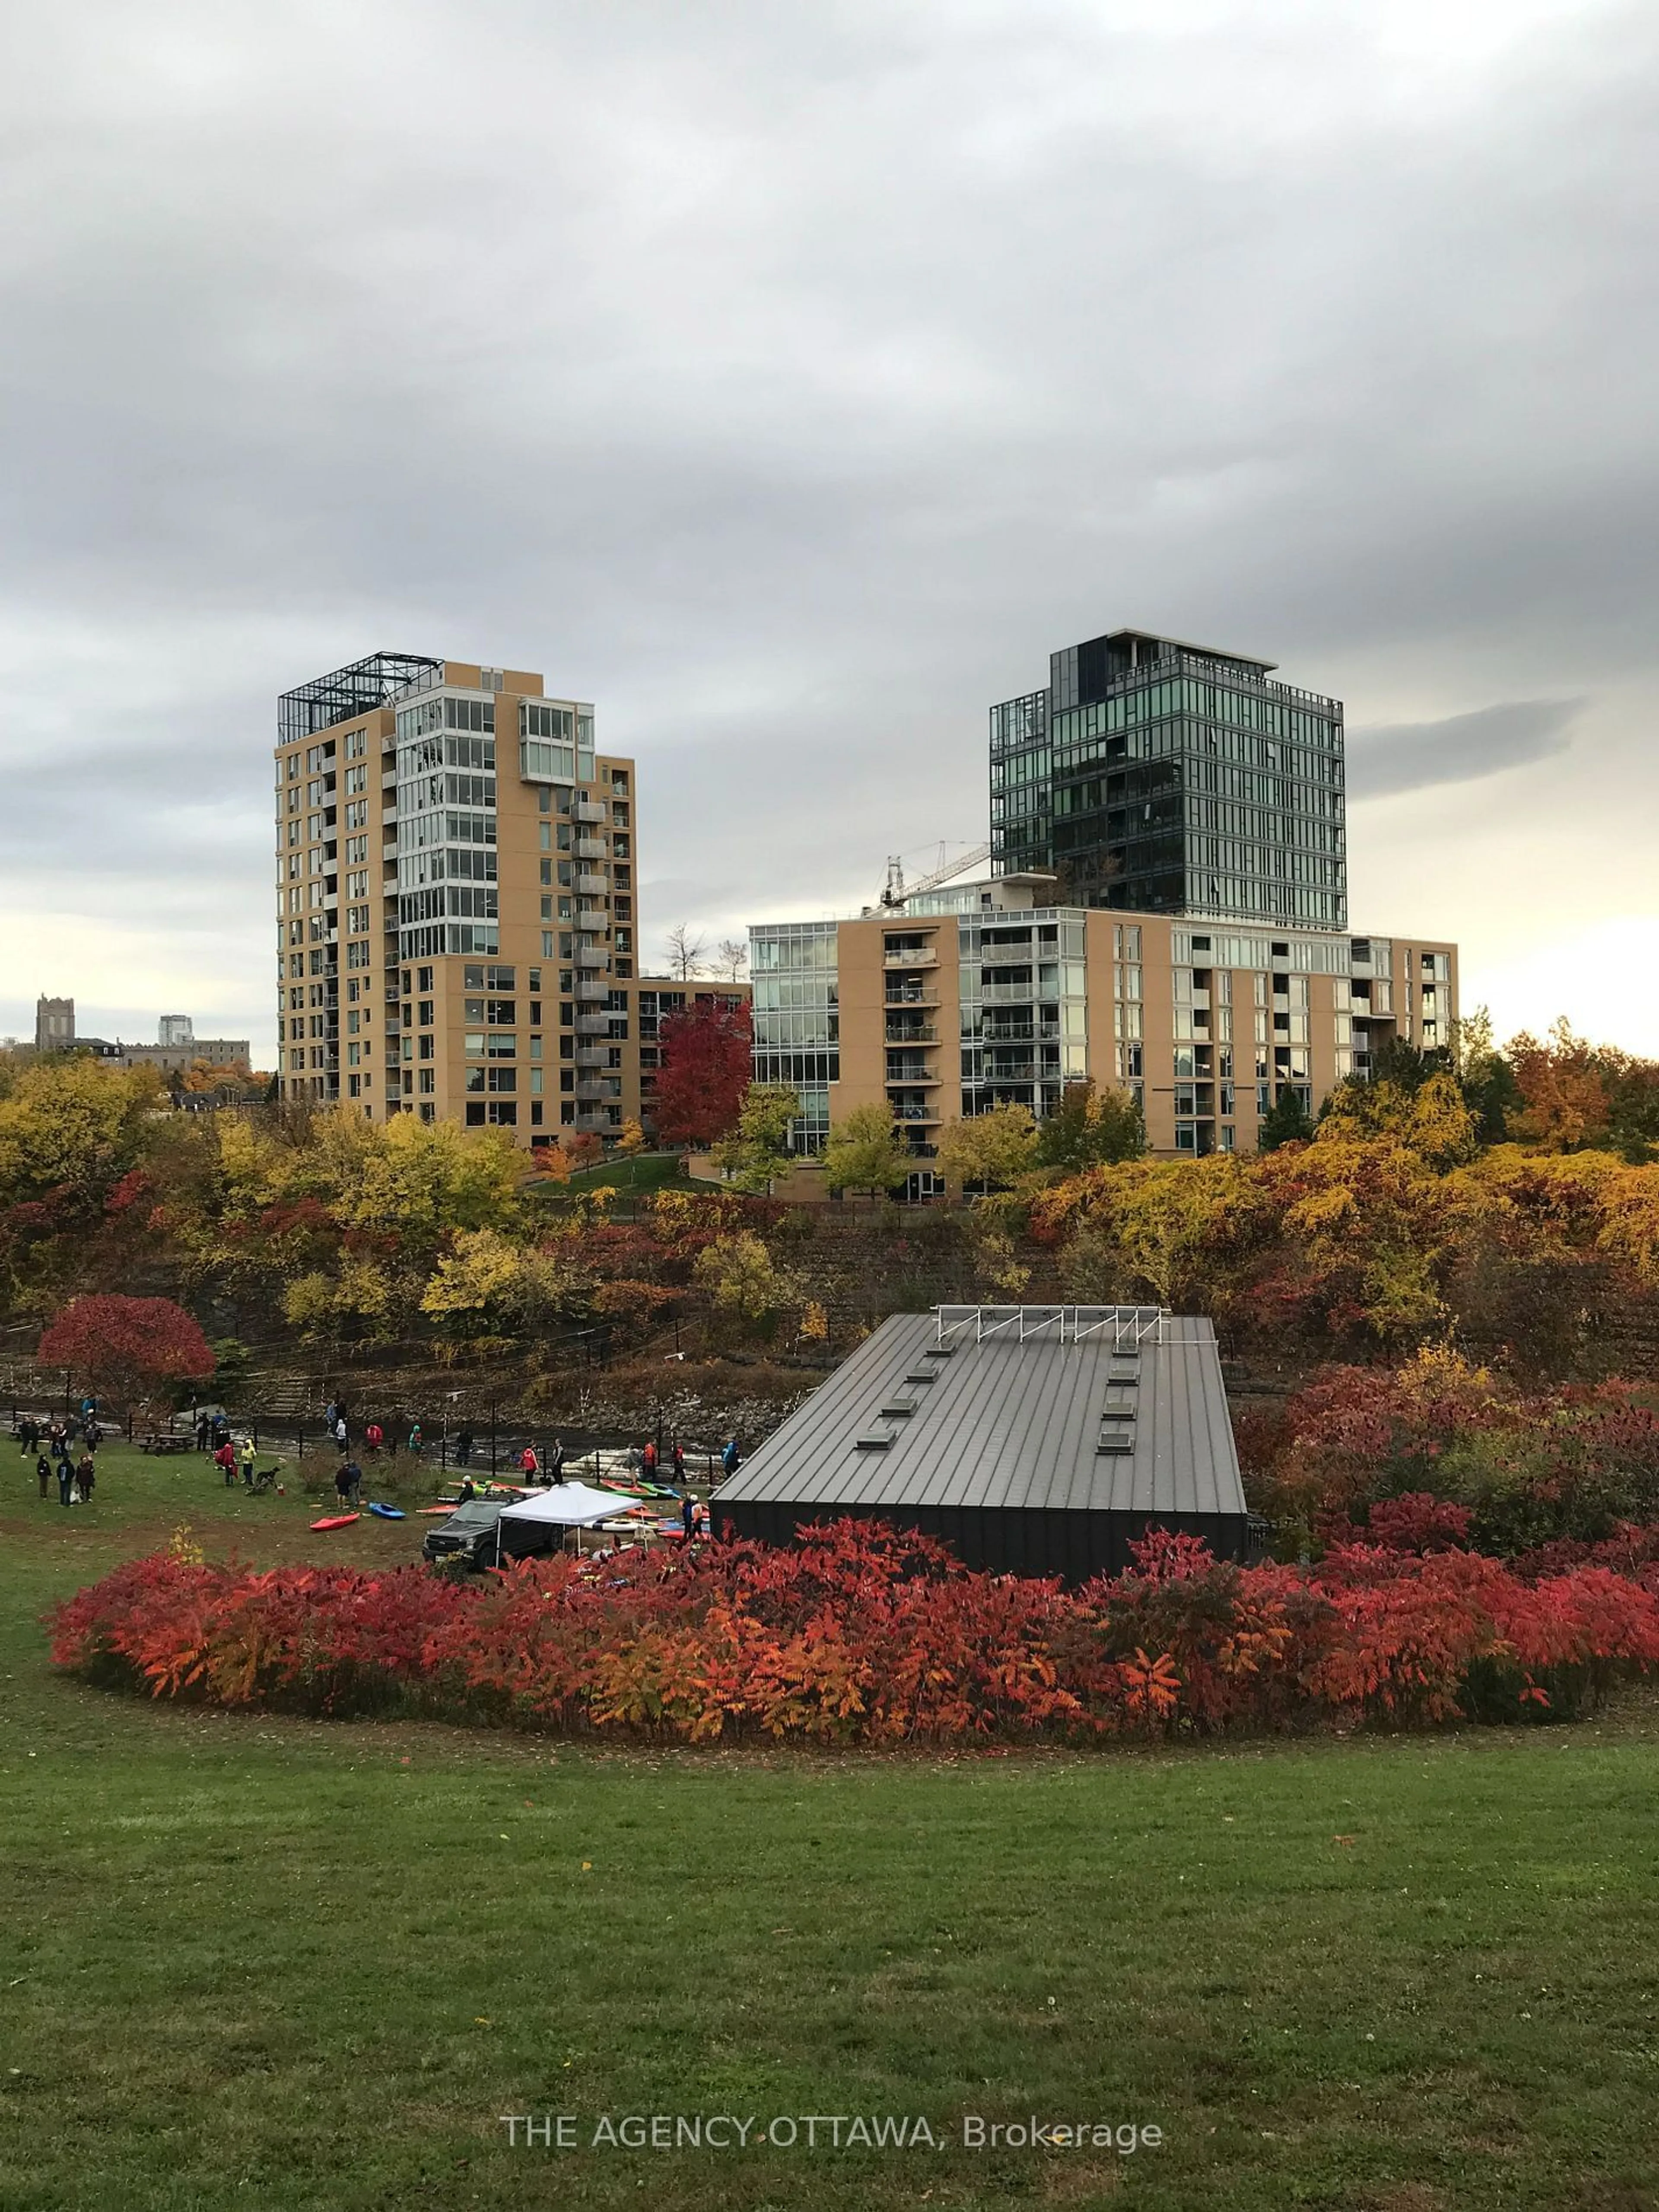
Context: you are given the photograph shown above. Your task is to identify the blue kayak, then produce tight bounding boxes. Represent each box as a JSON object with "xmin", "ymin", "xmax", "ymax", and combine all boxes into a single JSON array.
[{"xmin": 366, "ymin": 1502, "xmax": 406, "ymax": 1520}]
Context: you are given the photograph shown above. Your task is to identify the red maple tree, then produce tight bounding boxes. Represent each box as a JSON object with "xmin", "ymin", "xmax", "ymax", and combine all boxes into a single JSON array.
[
  {"xmin": 38, "ymin": 1295, "xmax": 216, "ymax": 1410},
  {"xmin": 652, "ymin": 998, "xmax": 752, "ymax": 1147}
]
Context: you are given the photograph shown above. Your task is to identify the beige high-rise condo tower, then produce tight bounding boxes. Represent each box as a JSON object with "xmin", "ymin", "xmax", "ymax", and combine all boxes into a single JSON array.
[{"xmin": 273, "ymin": 653, "xmax": 643, "ymax": 1141}]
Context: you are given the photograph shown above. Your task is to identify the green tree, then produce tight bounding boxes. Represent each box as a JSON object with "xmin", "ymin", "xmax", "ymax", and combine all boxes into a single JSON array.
[
  {"xmin": 822, "ymin": 1103, "xmax": 912, "ymax": 1198},
  {"xmin": 1258, "ymin": 1088, "xmax": 1316, "ymax": 1151},
  {"xmin": 694, "ymin": 1231, "xmax": 796, "ymax": 1337},
  {"xmin": 710, "ymin": 1085, "xmax": 800, "ymax": 1195},
  {"xmin": 936, "ymin": 1103, "xmax": 1039, "ymax": 1192},
  {"xmin": 1033, "ymin": 1080, "xmax": 1146, "ymax": 1173}
]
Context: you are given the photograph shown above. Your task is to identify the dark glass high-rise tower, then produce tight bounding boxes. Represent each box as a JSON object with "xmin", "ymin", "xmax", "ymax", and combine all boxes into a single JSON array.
[{"xmin": 989, "ymin": 628, "xmax": 1347, "ymax": 929}]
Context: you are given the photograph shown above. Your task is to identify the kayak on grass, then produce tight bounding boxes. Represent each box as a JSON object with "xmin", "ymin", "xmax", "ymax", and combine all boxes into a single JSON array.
[
  {"xmin": 367, "ymin": 1502, "xmax": 406, "ymax": 1519},
  {"xmin": 309, "ymin": 1514, "xmax": 360, "ymax": 1531}
]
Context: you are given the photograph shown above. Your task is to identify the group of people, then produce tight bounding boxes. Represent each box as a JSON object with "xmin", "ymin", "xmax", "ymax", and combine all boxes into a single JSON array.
[
  {"xmin": 323, "ymin": 1401, "xmax": 423, "ymax": 1459},
  {"xmin": 213, "ymin": 1436, "xmax": 262, "ymax": 1487},
  {"xmin": 18, "ymin": 1408, "xmax": 100, "ymax": 1506}
]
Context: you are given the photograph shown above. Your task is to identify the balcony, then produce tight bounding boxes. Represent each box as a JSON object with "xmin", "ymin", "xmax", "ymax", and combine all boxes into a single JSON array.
[
  {"xmin": 574, "ymin": 1111, "xmax": 611, "ymax": 1132},
  {"xmin": 979, "ymin": 978, "xmax": 1035, "ymax": 1003},
  {"xmin": 891, "ymin": 1104, "xmax": 941, "ymax": 1124},
  {"xmin": 574, "ymin": 800, "xmax": 606, "ymax": 824},
  {"xmin": 576, "ymin": 836, "xmax": 607, "ymax": 860},
  {"xmin": 575, "ymin": 871, "xmax": 607, "ymax": 894},
  {"xmin": 979, "ymin": 1022, "xmax": 1060, "ymax": 1045},
  {"xmin": 575, "ymin": 979, "xmax": 607, "ymax": 1001},
  {"xmin": 575, "ymin": 1046, "xmax": 609, "ymax": 1067},
  {"xmin": 886, "ymin": 1058, "xmax": 938, "ymax": 1085},
  {"xmin": 883, "ymin": 946, "xmax": 938, "ymax": 969},
  {"xmin": 574, "ymin": 1080, "xmax": 610, "ymax": 1102},
  {"xmin": 576, "ymin": 909, "xmax": 609, "ymax": 930},
  {"xmin": 576, "ymin": 947, "xmax": 609, "ymax": 970},
  {"xmin": 884, "ymin": 1022, "xmax": 938, "ymax": 1045}
]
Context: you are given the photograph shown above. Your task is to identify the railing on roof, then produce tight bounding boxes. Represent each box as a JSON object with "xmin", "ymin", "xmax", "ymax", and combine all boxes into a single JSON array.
[{"xmin": 935, "ymin": 1304, "xmax": 1167, "ymax": 1348}]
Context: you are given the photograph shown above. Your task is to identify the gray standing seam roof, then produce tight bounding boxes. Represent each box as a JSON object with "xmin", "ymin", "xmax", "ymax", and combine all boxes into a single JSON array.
[{"xmin": 714, "ymin": 1308, "xmax": 1246, "ymax": 1520}]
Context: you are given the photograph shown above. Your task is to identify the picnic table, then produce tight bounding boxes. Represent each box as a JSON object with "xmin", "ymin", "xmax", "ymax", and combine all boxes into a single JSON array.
[{"xmin": 139, "ymin": 1434, "xmax": 195, "ymax": 1456}]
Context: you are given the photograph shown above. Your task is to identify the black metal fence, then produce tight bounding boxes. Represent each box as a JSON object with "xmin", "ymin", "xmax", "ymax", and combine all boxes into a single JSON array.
[{"xmin": 6, "ymin": 1398, "xmax": 724, "ymax": 1487}]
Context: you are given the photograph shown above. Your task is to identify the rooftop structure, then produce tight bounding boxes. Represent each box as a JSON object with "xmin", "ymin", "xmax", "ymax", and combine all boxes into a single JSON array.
[
  {"xmin": 711, "ymin": 1304, "xmax": 1252, "ymax": 1580},
  {"xmin": 276, "ymin": 652, "xmax": 443, "ymax": 745}
]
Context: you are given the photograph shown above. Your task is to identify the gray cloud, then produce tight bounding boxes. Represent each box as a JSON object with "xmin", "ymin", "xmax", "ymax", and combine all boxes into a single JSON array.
[
  {"xmin": 1, "ymin": 1, "xmax": 1658, "ymax": 1055},
  {"xmin": 1347, "ymin": 698, "xmax": 1584, "ymax": 801}
]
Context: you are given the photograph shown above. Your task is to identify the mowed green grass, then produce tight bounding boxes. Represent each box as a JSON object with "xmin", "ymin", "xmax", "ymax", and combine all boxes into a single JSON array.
[{"xmin": 3, "ymin": 1443, "xmax": 1659, "ymax": 2212}]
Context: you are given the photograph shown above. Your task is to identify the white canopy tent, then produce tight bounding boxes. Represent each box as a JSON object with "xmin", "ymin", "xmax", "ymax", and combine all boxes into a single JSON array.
[
  {"xmin": 494, "ymin": 1482, "xmax": 646, "ymax": 1565},
  {"xmin": 498, "ymin": 1483, "xmax": 629, "ymax": 1528}
]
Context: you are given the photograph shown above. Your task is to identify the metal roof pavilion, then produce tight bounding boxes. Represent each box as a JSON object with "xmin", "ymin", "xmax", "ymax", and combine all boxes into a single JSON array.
[{"xmin": 712, "ymin": 1305, "xmax": 1251, "ymax": 1581}]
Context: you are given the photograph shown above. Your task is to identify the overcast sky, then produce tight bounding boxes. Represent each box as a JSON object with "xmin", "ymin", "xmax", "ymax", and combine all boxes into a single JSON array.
[{"xmin": 3, "ymin": 0, "xmax": 1656, "ymax": 1064}]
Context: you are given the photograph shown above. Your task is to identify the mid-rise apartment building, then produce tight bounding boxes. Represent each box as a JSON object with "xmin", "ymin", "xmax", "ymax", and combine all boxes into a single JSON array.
[
  {"xmin": 273, "ymin": 652, "xmax": 645, "ymax": 1140},
  {"xmin": 751, "ymin": 876, "xmax": 1456, "ymax": 1178},
  {"xmin": 991, "ymin": 626, "xmax": 1347, "ymax": 930}
]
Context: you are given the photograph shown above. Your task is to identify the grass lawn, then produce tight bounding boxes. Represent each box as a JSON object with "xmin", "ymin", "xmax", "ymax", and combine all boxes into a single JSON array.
[
  {"xmin": 3, "ymin": 1443, "xmax": 1659, "ymax": 2211},
  {"xmin": 550, "ymin": 1150, "xmax": 691, "ymax": 1197}
]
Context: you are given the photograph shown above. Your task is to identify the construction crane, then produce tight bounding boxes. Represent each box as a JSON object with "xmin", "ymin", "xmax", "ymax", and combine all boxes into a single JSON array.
[{"xmin": 878, "ymin": 840, "xmax": 992, "ymax": 909}]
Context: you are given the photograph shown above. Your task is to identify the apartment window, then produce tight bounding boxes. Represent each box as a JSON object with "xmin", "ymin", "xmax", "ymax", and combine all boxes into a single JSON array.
[
  {"xmin": 418, "ymin": 1034, "xmax": 434, "ymax": 1060},
  {"xmin": 486, "ymin": 1033, "xmax": 516, "ymax": 1059},
  {"xmin": 418, "ymin": 1068, "xmax": 435, "ymax": 1094}
]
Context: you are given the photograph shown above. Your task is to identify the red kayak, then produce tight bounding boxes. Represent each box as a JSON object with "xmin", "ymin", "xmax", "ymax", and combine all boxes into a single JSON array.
[
  {"xmin": 310, "ymin": 1513, "xmax": 361, "ymax": 1531},
  {"xmin": 417, "ymin": 1504, "xmax": 458, "ymax": 1516}
]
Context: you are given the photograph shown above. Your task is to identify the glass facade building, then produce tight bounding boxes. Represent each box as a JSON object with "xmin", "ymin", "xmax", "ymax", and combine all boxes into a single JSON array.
[
  {"xmin": 990, "ymin": 629, "xmax": 1347, "ymax": 931},
  {"xmin": 750, "ymin": 921, "xmax": 840, "ymax": 1152}
]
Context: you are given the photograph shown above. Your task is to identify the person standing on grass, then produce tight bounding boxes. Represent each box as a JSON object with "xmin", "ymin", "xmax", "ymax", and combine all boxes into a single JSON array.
[
  {"xmin": 642, "ymin": 1438, "xmax": 658, "ymax": 1481},
  {"xmin": 407, "ymin": 1421, "xmax": 423, "ymax": 1459},
  {"xmin": 19, "ymin": 1415, "xmax": 39, "ymax": 1457},
  {"xmin": 195, "ymin": 1409, "xmax": 211, "ymax": 1453},
  {"xmin": 365, "ymin": 1420, "xmax": 383, "ymax": 1457},
  {"xmin": 680, "ymin": 1491, "xmax": 697, "ymax": 1544},
  {"xmin": 76, "ymin": 1452, "xmax": 95, "ymax": 1504},
  {"xmin": 343, "ymin": 1458, "xmax": 363, "ymax": 1506},
  {"xmin": 548, "ymin": 1437, "xmax": 566, "ymax": 1485},
  {"xmin": 36, "ymin": 1454, "xmax": 51, "ymax": 1501},
  {"xmin": 520, "ymin": 1443, "xmax": 540, "ymax": 1482},
  {"xmin": 334, "ymin": 1460, "xmax": 354, "ymax": 1510},
  {"xmin": 455, "ymin": 1428, "xmax": 473, "ymax": 1468},
  {"xmin": 721, "ymin": 1436, "xmax": 741, "ymax": 1478},
  {"xmin": 57, "ymin": 1455, "xmax": 72, "ymax": 1506},
  {"xmin": 334, "ymin": 1414, "xmax": 348, "ymax": 1454},
  {"xmin": 671, "ymin": 1438, "xmax": 686, "ymax": 1484},
  {"xmin": 215, "ymin": 1439, "xmax": 238, "ymax": 1487},
  {"xmin": 239, "ymin": 1437, "xmax": 257, "ymax": 1488}
]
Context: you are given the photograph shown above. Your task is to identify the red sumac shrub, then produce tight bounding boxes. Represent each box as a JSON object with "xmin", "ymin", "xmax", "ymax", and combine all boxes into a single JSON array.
[{"xmin": 48, "ymin": 1519, "xmax": 1659, "ymax": 1744}]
